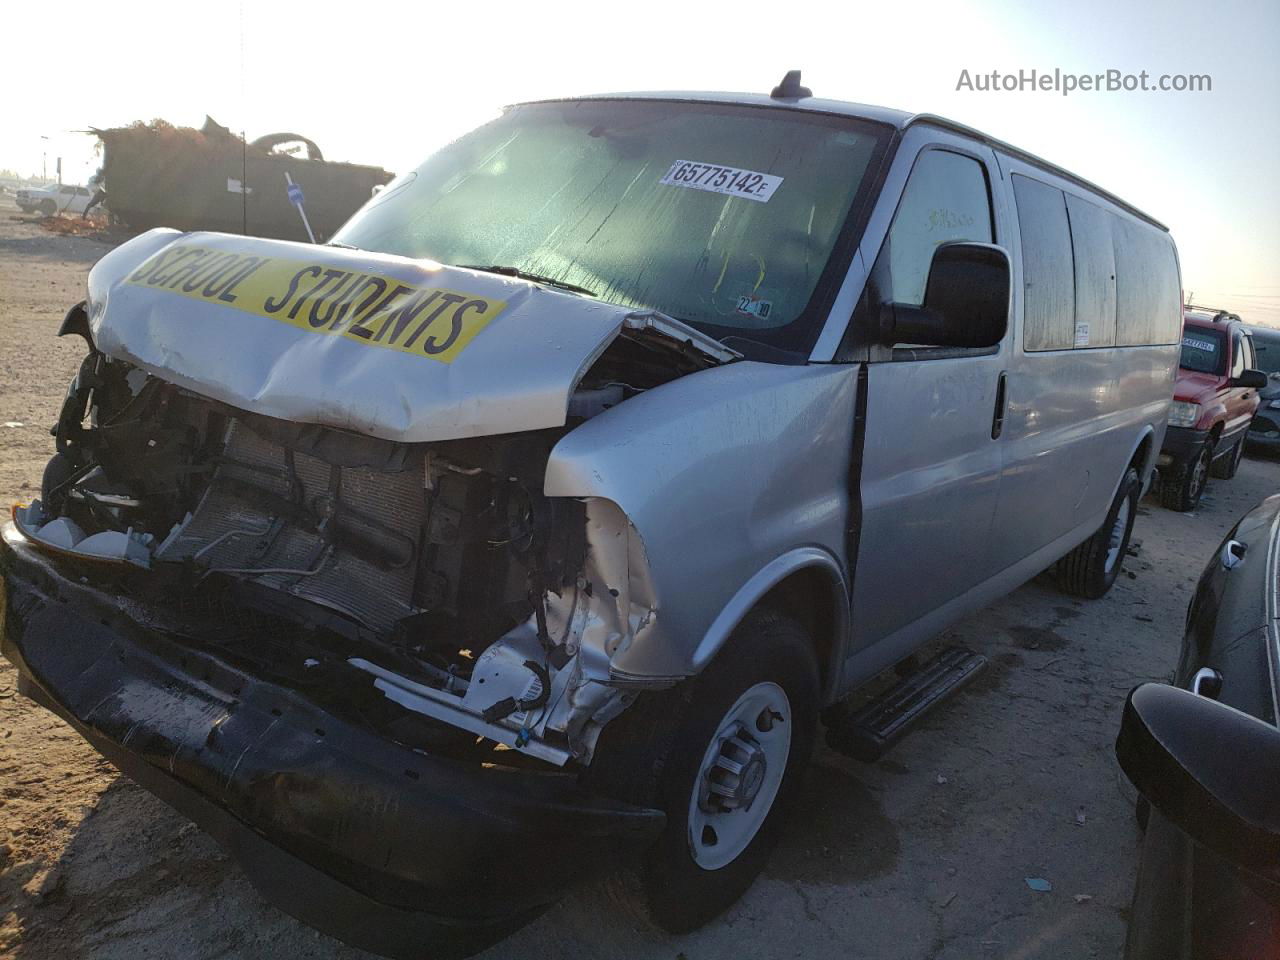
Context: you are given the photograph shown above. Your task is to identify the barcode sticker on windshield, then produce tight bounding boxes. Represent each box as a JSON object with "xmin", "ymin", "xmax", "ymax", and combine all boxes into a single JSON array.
[
  {"xmin": 1183, "ymin": 336, "xmax": 1216, "ymax": 352},
  {"xmin": 660, "ymin": 161, "xmax": 783, "ymax": 203}
]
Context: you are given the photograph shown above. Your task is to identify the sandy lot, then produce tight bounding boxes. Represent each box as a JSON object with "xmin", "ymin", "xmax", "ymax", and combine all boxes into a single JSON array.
[{"xmin": 0, "ymin": 195, "xmax": 1276, "ymax": 960}]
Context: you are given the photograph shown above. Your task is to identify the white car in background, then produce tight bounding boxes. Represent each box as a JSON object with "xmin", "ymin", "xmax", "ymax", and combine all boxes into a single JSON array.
[{"xmin": 16, "ymin": 183, "xmax": 94, "ymax": 216}]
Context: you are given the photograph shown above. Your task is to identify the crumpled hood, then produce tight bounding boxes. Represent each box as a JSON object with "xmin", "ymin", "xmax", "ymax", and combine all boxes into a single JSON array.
[{"xmin": 85, "ymin": 229, "xmax": 651, "ymax": 443}]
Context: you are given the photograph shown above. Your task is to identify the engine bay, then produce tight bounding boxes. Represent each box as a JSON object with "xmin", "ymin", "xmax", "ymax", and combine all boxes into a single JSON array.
[{"xmin": 14, "ymin": 319, "xmax": 715, "ymax": 767}]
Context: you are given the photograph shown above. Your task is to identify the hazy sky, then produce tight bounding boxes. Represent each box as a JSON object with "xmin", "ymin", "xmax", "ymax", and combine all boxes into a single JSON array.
[{"xmin": 3, "ymin": 0, "xmax": 1277, "ymax": 323}]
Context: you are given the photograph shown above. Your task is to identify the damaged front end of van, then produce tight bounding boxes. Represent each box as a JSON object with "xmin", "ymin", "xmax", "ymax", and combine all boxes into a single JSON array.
[{"xmin": 0, "ymin": 228, "xmax": 746, "ymax": 958}]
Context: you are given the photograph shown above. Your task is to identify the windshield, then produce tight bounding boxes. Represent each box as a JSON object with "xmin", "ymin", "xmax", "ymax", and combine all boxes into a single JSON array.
[
  {"xmin": 334, "ymin": 99, "xmax": 891, "ymax": 354},
  {"xmin": 1179, "ymin": 326, "xmax": 1226, "ymax": 374}
]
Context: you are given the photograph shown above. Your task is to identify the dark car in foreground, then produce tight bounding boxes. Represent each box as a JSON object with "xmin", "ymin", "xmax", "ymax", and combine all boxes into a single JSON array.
[
  {"xmin": 1118, "ymin": 493, "xmax": 1280, "ymax": 959},
  {"xmin": 1247, "ymin": 325, "xmax": 1280, "ymax": 454}
]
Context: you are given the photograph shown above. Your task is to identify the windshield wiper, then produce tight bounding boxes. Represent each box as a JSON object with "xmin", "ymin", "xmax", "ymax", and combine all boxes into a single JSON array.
[{"xmin": 457, "ymin": 265, "xmax": 596, "ymax": 297}]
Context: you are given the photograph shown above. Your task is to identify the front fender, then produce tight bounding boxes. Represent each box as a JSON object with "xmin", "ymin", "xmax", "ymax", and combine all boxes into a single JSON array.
[
  {"xmin": 545, "ymin": 360, "xmax": 858, "ymax": 681},
  {"xmin": 1196, "ymin": 404, "xmax": 1230, "ymax": 434}
]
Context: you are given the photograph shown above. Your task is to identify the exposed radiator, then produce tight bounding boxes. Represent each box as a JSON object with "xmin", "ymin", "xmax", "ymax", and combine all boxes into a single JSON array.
[{"xmin": 156, "ymin": 420, "xmax": 424, "ymax": 633}]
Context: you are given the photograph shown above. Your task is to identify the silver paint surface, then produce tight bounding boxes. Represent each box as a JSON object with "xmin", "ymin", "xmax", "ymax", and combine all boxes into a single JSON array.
[{"xmin": 545, "ymin": 360, "xmax": 858, "ymax": 683}]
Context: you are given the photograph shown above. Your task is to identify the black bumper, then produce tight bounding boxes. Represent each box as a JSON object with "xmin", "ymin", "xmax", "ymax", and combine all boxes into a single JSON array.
[
  {"xmin": 1248, "ymin": 412, "xmax": 1280, "ymax": 451},
  {"xmin": 1159, "ymin": 425, "xmax": 1210, "ymax": 464},
  {"xmin": 0, "ymin": 524, "xmax": 664, "ymax": 959}
]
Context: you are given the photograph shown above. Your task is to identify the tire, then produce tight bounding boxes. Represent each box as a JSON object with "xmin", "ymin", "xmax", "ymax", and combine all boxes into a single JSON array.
[
  {"xmin": 588, "ymin": 609, "xmax": 819, "ymax": 933},
  {"xmin": 1056, "ymin": 466, "xmax": 1140, "ymax": 599},
  {"xmin": 38, "ymin": 199, "xmax": 55, "ymax": 217},
  {"xmin": 1211, "ymin": 435, "xmax": 1244, "ymax": 480},
  {"xmin": 1160, "ymin": 442, "xmax": 1212, "ymax": 511}
]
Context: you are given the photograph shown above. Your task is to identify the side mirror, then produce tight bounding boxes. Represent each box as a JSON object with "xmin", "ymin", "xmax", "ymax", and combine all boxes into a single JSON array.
[
  {"xmin": 1231, "ymin": 369, "xmax": 1269, "ymax": 390},
  {"xmin": 878, "ymin": 242, "xmax": 1010, "ymax": 348},
  {"xmin": 1116, "ymin": 683, "xmax": 1280, "ymax": 889}
]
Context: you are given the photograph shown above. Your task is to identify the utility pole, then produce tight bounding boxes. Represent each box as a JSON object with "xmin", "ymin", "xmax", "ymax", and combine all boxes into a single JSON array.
[{"xmin": 40, "ymin": 135, "xmax": 48, "ymax": 182}]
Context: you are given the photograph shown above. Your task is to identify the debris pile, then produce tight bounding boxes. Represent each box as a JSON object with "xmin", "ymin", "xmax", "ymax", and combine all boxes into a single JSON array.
[{"xmin": 34, "ymin": 211, "xmax": 120, "ymax": 242}]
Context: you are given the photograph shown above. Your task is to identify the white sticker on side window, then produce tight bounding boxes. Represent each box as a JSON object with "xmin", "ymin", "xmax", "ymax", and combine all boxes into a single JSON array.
[
  {"xmin": 1074, "ymin": 320, "xmax": 1090, "ymax": 347},
  {"xmin": 1183, "ymin": 336, "xmax": 1216, "ymax": 353},
  {"xmin": 660, "ymin": 161, "xmax": 783, "ymax": 203}
]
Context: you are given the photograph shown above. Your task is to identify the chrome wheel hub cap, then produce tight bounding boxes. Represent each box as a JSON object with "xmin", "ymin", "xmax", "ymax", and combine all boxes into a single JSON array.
[
  {"xmin": 688, "ymin": 682, "xmax": 791, "ymax": 870},
  {"xmin": 1104, "ymin": 497, "xmax": 1131, "ymax": 573},
  {"xmin": 701, "ymin": 730, "xmax": 769, "ymax": 811},
  {"xmin": 1192, "ymin": 452, "xmax": 1209, "ymax": 494}
]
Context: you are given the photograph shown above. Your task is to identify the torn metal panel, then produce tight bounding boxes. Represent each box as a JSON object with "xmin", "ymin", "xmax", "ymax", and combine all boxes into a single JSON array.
[
  {"xmin": 85, "ymin": 230, "xmax": 731, "ymax": 444},
  {"xmin": 545, "ymin": 360, "xmax": 858, "ymax": 683},
  {"xmin": 621, "ymin": 311, "xmax": 742, "ymax": 365}
]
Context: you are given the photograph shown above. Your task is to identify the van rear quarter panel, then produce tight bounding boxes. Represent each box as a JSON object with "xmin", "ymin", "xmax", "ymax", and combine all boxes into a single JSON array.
[{"xmin": 992, "ymin": 345, "xmax": 1176, "ymax": 559}]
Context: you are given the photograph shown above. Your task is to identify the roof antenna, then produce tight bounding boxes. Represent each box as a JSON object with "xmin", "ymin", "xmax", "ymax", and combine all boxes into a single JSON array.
[{"xmin": 770, "ymin": 70, "xmax": 812, "ymax": 99}]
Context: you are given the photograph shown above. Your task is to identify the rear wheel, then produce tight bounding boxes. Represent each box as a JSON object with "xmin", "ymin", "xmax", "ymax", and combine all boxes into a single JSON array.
[
  {"xmin": 1056, "ymin": 466, "xmax": 1140, "ymax": 599},
  {"xmin": 1161, "ymin": 443, "xmax": 1211, "ymax": 511},
  {"xmin": 589, "ymin": 609, "xmax": 818, "ymax": 933},
  {"xmin": 1211, "ymin": 435, "xmax": 1244, "ymax": 479}
]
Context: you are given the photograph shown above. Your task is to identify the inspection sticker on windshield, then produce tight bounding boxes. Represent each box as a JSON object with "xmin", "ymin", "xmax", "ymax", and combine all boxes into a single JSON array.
[
  {"xmin": 1183, "ymin": 335, "xmax": 1217, "ymax": 353},
  {"xmin": 736, "ymin": 295, "xmax": 773, "ymax": 320},
  {"xmin": 660, "ymin": 161, "xmax": 783, "ymax": 203}
]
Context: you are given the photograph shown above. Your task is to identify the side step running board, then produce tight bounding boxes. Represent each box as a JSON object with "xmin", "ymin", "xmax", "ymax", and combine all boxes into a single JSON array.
[{"xmin": 825, "ymin": 647, "xmax": 988, "ymax": 762}]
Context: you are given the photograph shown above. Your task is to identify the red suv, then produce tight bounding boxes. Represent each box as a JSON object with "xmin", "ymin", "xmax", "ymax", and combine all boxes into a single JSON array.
[{"xmin": 1157, "ymin": 310, "xmax": 1267, "ymax": 510}]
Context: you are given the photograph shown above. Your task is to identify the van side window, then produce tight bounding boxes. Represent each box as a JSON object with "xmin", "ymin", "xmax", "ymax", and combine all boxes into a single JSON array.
[
  {"xmin": 1016, "ymin": 174, "xmax": 1182, "ymax": 352},
  {"xmin": 1113, "ymin": 217, "xmax": 1181, "ymax": 346},
  {"xmin": 1065, "ymin": 194, "xmax": 1117, "ymax": 347},
  {"xmin": 1013, "ymin": 175, "xmax": 1075, "ymax": 351},
  {"xmin": 875, "ymin": 149, "xmax": 994, "ymax": 308}
]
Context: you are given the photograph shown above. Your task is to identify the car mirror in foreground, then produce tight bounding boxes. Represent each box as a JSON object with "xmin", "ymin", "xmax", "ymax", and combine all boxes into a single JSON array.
[
  {"xmin": 878, "ymin": 242, "xmax": 1010, "ymax": 349},
  {"xmin": 1231, "ymin": 369, "xmax": 1269, "ymax": 389},
  {"xmin": 1116, "ymin": 682, "xmax": 1280, "ymax": 889}
]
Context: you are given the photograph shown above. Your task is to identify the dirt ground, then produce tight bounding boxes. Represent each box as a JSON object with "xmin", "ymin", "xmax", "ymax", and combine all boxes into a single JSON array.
[{"xmin": 0, "ymin": 193, "xmax": 1276, "ymax": 960}]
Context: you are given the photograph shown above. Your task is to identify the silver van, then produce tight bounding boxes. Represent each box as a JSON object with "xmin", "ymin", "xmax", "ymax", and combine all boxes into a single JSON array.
[{"xmin": 1, "ymin": 73, "xmax": 1180, "ymax": 958}]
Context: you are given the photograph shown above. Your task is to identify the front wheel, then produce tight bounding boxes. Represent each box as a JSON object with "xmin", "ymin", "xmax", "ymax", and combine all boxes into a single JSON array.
[
  {"xmin": 1161, "ymin": 443, "xmax": 1211, "ymax": 511},
  {"xmin": 1211, "ymin": 435, "xmax": 1245, "ymax": 480},
  {"xmin": 589, "ymin": 609, "xmax": 818, "ymax": 933},
  {"xmin": 38, "ymin": 199, "xmax": 56, "ymax": 217},
  {"xmin": 1056, "ymin": 466, "xmax": 1140, "ymax": 598}
]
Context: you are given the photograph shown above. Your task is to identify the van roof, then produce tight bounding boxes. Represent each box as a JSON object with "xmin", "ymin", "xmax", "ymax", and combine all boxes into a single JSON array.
[{"xmin": 518, "ymin": 90, "xmax": 1169, "ymax": 232}]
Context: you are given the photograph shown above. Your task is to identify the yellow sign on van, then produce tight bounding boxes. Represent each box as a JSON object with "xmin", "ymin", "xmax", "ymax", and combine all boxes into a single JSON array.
[{"xmin": 125, "ymin": 244, "xmax": 506, "ymax": 364}]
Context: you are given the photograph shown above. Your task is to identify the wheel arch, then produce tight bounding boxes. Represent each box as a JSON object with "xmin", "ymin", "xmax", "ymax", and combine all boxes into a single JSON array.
[
  {"xmin": 689, "ymin": 548, "xmax": 849, "ymax": 706},
  {"xmin": 1117, "ymin": 425, "xmax": 1163, "ymax": 499}
]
